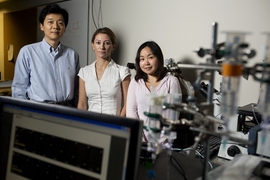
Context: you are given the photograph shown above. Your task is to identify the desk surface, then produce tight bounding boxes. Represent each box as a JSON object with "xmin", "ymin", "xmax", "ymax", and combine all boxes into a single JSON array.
[
  {"xmin": 138, "ymin": 150, "xmax": 220, "ymax": 180},
  {"xmin": 203, "ymin": 154, "xmax": 270, "ymax": 180},
  {"xmin": 138, "ymin": 150, "xmax": 267, "ymax": 180},
  {"xmin": 0, "ymin": 80, "xmax": 12, "ymax": 88}
]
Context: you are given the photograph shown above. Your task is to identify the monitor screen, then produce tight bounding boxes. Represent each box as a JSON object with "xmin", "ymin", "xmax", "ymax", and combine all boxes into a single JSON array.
[{"xmin": 0, "ymin": 96, "xmax": 142, "ymax": 180}]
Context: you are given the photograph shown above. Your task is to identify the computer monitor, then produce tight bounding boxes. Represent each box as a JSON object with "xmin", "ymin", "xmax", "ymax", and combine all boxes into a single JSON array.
[{"xmin": 0, "ymin": 96, "xmax": 143, "ymax": 180}]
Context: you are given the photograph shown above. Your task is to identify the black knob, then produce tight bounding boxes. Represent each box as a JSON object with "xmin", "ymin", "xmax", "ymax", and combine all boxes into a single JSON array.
[
  {"xmin": 245, "ymin": 49, "xmax": 256, "ymax": 59},
  {"xmin": 195, "ymin": 48, "xmax": 206, "ymax": 57},
  {"xmin": 127, "ymin": 62, "xmax": 135, "ymax": 70},
  {"xmin": 227, "ymin": 145, "xmax": 241, "ymax": 157}
]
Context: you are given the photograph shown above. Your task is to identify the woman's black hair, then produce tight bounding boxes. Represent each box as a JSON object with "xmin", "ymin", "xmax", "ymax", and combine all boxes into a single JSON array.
[{"xmin": 134, "ymin": 41, "xmax": 166, "ymax": 82}]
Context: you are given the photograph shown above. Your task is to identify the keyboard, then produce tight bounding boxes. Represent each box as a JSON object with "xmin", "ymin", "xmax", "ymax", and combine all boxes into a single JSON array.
[{"xmin": 196, "ymin": 136, "xmax": 221, "ymax": 158}]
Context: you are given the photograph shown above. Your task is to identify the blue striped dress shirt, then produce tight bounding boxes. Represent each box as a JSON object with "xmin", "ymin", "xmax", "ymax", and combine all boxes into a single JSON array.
[{"xmin": 12, "ymin": 38, "xmax": 80, "ymax": 104}]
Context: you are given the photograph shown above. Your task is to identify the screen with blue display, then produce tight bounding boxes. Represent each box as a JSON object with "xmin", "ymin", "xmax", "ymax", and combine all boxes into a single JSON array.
[{"xmin": 0, "ymin": 96, "xmax": 142, "ymax": 180}]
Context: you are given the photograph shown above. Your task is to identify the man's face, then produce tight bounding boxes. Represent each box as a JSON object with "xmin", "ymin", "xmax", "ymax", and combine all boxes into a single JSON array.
[{"xmin": 40, "ymin": 13, "xmax": 66, "ymax": 43}]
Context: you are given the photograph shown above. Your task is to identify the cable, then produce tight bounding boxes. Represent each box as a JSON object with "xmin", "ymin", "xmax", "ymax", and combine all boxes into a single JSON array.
[
  {"xmin": 170, "ymin": 155, "xmax": 189, "ymax": 180},
  {"xmin": 171, "ymin": 148, "xmax": 214, "ymax": 170},
  {"xmin": 251, "ymin": 103, "xmax": 260, "ymax": 125},
  {"xmin": 91, "ymin": 0, "xmax": 98, "ymax": 29},
  {"xmin": 91, "ymin": 0, "xmax": 103, "ymax": 29},
  {"xmin": 195, "ymin": 150, "xmax": 214, "ymax": 170},
  {"xmin": 97, "ymin": 0, "xmax": 103, "ymax": 28}
]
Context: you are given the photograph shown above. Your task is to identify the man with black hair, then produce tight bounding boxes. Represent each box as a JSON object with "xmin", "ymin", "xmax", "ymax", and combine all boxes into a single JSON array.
[{"xmin": 12, "ymin": 4, "xmax": 80, "ymax": 107}]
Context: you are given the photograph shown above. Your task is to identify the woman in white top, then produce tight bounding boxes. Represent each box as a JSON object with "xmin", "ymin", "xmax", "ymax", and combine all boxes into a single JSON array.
[{"xmin": 77, "ymin": 27, "xmax": 131, "ymax": 116}]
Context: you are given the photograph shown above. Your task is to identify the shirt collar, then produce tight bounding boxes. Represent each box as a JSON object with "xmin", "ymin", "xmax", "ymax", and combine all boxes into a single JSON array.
[
  {"xmin": 93, "ymin": 59, "xmax": 116, "ymax": 67},
  {"xmin": 108, "ymin": 59, "xmax": 116, "ymax": 66},
  {"xmin": 42, "ymin": 38, "xmax": 61, "ymax": 53}
]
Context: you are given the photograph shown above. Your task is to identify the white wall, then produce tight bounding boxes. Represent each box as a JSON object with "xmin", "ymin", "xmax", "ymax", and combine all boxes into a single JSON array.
[{"xmin": 89, "ymin": 0, "xmax": 270, "ymax": 107}]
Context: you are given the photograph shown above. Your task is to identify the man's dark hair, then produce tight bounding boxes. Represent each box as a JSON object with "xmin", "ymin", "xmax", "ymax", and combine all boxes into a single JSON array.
[{"xmin": 39, "ymin": 4, "xmax": 69, "ymax": 26}]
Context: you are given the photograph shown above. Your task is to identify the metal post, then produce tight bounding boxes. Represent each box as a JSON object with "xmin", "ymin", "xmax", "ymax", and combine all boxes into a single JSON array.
[{"xmin": 202, "ymin": 22, "xmax": 218, "ymax": 180}]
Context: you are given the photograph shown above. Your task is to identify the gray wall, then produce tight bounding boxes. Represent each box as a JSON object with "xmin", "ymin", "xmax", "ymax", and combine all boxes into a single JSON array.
[{"xmin": 89, "ymin": 0, "xmax": 270, "ymax": 107}]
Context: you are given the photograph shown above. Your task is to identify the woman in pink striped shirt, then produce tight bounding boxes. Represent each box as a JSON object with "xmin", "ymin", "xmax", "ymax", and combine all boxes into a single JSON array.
[{"xmin": 126, "ymin": 41, "xmax": 181, "ymax": 142}]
